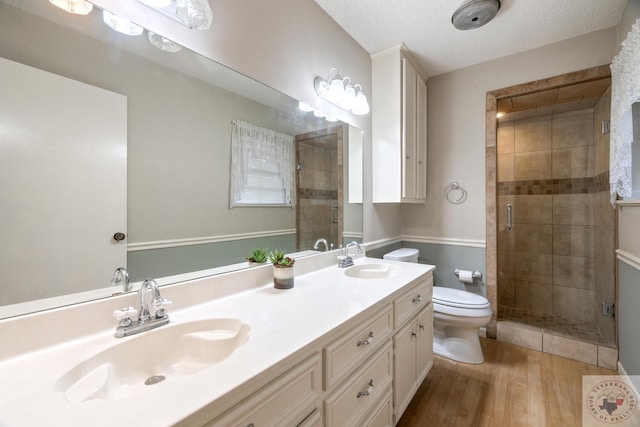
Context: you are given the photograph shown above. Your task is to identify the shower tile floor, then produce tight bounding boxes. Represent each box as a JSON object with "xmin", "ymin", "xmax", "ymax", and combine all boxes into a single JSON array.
[{"xmin": 497, "ymin": 305, "xmax": 613, "ymax": 347}]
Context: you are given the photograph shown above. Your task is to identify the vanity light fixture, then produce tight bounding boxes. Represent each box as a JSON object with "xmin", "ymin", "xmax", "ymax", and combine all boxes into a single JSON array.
[
  {"xmin": 103, "ymin": 10, "xmax": 144, "ymax": 35},
  {"xmin": 49, "ymin": 0, "xmax": 93, "ymax": 15},
  {"xmin": 136, "ymin": 0, "xmax": 213, "ymax": 30},
  {"xmin": 314, "ymin": 68, "xmax": 369, "ymax": 115}
]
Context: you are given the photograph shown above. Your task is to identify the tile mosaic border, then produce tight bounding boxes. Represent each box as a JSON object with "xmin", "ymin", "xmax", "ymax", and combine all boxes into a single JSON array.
[
  {"xmin": 298, "ymin": 188, "xmax": 338, "ymax": 200},
  {"xmin": 498, "ymin": 171, "xmax": 609, "ymax": 196}
]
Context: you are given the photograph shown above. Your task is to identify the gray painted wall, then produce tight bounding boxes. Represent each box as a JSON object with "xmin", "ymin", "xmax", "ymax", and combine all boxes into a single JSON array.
[
  {"xmin": 368, "ymin": 242, "xmax": 486, "ymax": 297},
  {"xmin": 128, "ymin": 235, "xmax": 295, "ymax": 281},
  {"xmin": 618, "ymin": 260, "xmax": 640, "ymax": 375}
]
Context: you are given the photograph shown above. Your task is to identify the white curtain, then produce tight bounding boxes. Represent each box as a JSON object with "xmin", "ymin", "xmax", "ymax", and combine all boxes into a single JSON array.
[
  {"xmin": 610, "ymin": 17, "xmax": 640, "ymax": 205},
  {"xmin": 230, "ymin": 120, "xmax": 296, "ymax": 207}
]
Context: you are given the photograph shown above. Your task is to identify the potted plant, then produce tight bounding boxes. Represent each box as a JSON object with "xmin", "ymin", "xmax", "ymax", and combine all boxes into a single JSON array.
[
  {"xmin": 268, "ymin": 249, "xmax": 295, "ymax": 289},
  {"xmin": 246, "ymin": 247, "xmax": 268, "ymax": 265}
]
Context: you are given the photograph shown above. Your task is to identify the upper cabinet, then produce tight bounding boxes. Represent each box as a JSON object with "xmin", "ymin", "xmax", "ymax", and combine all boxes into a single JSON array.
[{"xmin": 372, "ymin": 45, "xmax": 427, "ymax": 203}]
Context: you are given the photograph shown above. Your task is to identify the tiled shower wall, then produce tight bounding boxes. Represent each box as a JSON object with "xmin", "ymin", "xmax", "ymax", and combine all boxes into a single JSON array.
[
  {"xmin": 497, "ymin": 95, "xmax": 615, "ymax": 344},
  {"xmin": 297, "ymin": 141, "xmax": 338, "ymax": 250}
]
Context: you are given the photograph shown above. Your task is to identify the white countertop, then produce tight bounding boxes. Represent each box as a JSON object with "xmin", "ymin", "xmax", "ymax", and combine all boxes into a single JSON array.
[{"xmin": 0, "ymin": 257, "xmax": 433, "ymax": 426}]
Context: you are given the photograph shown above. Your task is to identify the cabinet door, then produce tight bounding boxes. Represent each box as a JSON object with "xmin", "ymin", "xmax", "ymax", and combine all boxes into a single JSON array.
[
  {"xmin": 416, "ymin": 76, "xmax": 427, "ymax": 201},
  {"xmin": 416, "ymin": 304, "xmax": 434, "ymax": 384},
  {"xmin": 393, "ymin": 320, "xmax": 417, "ymax": 420},
  {"xmin": 402, "ymin": 57, "xmax": 417, "ymax": 200}
]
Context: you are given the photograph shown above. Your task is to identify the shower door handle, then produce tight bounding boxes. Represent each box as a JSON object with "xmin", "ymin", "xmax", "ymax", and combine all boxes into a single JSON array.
[{"xmin": 507, "ymin": 204, "xmax": 513, "ymax": 231}]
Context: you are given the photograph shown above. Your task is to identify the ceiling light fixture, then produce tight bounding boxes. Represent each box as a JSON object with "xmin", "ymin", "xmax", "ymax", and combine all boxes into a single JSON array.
[
  {"xmin": 452, "ymin": 0, "xmax": 501, "ymax": 30},
  {"xmin": 103, "ymin": 10, "xmax": 144, "ymax": 35},
  {"xmin": 314, "ymin": 68, "xmax": 369, "ymax": 115},
  {"xmin": 49, "ymin": 0, "xmax": 93, "ymax": 15},
  {"xmin": 136, "ymin": 0, "xmax": 213, "ymax": 30}
]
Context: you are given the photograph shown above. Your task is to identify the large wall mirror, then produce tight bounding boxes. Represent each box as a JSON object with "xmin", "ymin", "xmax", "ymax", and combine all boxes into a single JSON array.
[{"xmin": 0, "ymin": 0, "xmax": 363, "ymax": 318}]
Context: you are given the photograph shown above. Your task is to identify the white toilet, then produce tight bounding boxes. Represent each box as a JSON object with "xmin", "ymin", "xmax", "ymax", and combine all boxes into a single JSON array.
[
  {"xmin": 432, "ymin": 287, "xmax": 492, "ymax": 364},
  {"xmin": 383, "ymin": 248, "xmax": 420, "ymax": 263}
]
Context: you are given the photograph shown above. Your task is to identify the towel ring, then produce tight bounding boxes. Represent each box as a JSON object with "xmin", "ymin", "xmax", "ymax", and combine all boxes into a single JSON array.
[{"xmin": 444, "ymin": 181, "xmax": 467, "ymax": 204}]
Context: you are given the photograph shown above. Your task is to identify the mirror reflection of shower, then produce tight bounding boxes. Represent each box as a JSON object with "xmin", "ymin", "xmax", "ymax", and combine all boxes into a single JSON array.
[{"xmin": 295, "ymin": 126, "xmax": 343, "ymax": 251}]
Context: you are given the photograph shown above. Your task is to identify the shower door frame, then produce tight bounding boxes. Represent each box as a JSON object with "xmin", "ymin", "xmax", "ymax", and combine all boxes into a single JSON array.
[{"xmin": 484, "ymin": 64, "xmax": 612, "ymax": 338}]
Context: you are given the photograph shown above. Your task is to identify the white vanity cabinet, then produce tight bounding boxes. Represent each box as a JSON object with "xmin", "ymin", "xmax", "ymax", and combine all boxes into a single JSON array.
[
  {"xmin": 392, "ymin": 277, "xmax": 434, "ymax": 421},
  {"xmin": 372, "ymin": 44, "xmax": 427, "ymax": 204}
]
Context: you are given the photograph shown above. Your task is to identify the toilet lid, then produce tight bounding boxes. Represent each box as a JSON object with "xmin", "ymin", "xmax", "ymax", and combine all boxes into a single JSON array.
[{"xmin": 433, "ymin": 287, "xmax": 490, "ymax": 309}]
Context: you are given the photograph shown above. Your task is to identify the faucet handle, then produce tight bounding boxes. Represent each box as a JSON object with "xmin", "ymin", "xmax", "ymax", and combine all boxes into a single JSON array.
[
  {"xmin": 113, "ymin": 307, "xmax": 138, "ymax": 326},
  {"xmin": 152, "ymin": 298, "xmax": 172, "ymax": 318}
]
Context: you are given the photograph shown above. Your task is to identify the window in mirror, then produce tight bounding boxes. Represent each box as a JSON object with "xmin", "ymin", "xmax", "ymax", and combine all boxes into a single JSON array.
[{"xmin": 230, "ymin": 120, "xmax": 296, "ymax": 207}]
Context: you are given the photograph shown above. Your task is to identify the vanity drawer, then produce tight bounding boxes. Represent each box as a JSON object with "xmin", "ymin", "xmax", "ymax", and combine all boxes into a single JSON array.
[
  {"xmin": 324, "ymin": 341, "xmax": 393, "ymax": 427},
  {"xmin": 207, "ymin": 353, "xmax": 321, "ymax": 427},
  {"xmin": 324, "ymin": 305, "xmax": 393, "ymax": 389},
  {"xmin": 394, "ymin": 275, "xmax": 432, "ymax": 328},
  {"xmin": 360, "ymin": 388, "xmax": 393, "ymax": 427}
]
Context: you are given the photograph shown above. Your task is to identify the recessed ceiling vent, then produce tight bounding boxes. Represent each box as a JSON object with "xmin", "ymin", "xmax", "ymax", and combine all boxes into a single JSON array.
[{"xmin": 452, "ymin": 0, "xmax": 501, "ymax": 30}]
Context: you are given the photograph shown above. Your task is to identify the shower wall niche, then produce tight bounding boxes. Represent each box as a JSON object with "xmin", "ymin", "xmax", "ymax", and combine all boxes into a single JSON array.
[{"xmin": 496, "ymin": 83, "xmax": 616, "ymax": 346}]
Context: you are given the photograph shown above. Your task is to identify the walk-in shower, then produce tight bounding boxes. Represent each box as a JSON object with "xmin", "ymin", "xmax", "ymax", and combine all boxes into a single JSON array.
[{"xmin": 486, "ymin": 67, "xmax": 617, "ymax": 365}]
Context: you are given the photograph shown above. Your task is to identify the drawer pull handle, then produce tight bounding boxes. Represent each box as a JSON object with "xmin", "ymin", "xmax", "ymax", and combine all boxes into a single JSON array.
[
  {"xmin": 411, "ymin": 331, "xmax": 417, "ymax": 338},
  {"xmin": 356, "ymin": 331, "xmax": 374, "ymax": 347},
  {"xmin": 412, "ymin": 294, "xmax": 422, "ymax": 303},
  {"xmin": 357, "ymin": 379, "xmax": 374, "ymax": 398},
  {"xmin": 247, "ymin": 424, "xmax": 254, "ymax": 427},
  {"xmin": 419, "ymin": 324, "xmax": 425, "ymax": 330}
]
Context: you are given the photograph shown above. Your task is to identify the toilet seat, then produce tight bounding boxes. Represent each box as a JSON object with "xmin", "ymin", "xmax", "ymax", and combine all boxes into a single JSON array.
[{"xmin": 433, "ymin": 287, "xmax": 490, "ymax": 310}]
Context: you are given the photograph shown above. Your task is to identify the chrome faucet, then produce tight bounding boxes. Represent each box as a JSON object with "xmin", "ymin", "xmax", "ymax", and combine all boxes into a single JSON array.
[
  {"xmin": 110, "ymin": 267, "xmax": 131, "ymax": 293},
  {"xmin": 313, "ymin": 238, "xmax": 329, "ymax": 252},
  {"xmin": 338, "ymin": 241, "xmax": 363, "ymax": 268},
  {"xmin": 113, "ymin": 278, "xmax": 172, "ymax": 338}
]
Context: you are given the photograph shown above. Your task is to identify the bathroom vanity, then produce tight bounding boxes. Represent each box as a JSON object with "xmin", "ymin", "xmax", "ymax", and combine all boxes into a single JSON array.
[{"xmin": 0, "ymin": 253, "xmax": 434, "ymax": 426}]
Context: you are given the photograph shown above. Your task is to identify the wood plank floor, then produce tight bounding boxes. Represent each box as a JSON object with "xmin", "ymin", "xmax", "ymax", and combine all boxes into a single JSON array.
[{"xmin": 397, "ymin": 337, "xmax": 617, "ymax": 427}]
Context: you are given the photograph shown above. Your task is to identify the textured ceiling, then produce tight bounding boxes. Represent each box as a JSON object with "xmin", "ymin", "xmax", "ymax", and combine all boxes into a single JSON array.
[{"xmin": 313, "ymin": 0, "xmax": 629, "ymax": 78}]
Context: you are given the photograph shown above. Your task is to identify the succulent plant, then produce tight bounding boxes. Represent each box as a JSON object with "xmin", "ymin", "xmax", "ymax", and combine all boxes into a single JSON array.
[
  {"xmin": 246, "ymin": 247, "xmax": 268, "ymax": 263},
  {"xmin": 268, "ymin": 249, "xmax": 295, "ymax": 267}
]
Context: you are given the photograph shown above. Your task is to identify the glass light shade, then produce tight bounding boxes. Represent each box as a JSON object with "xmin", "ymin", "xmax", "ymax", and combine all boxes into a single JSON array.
[
  {"xmin": 313, "ymin": 110, "xmax": 326, "ymax": 118},
  {"xmin": 341, "ymin": 83, "xmax": 356, "ymax": 110},
  {"xmin": 103, "ymin": 10, "xmax": 144, "ymax": 36},
  {"xmin": 325, "ymin": 115, "xmax": 339, "ymax": 122},
  {"xmin": 352, "ymin": 92, "xmax": 370, "ymax": 115},
  {"xmin": 326, "ymin": 76, "xmax": 344, "ymax": 104},
  {"xmin": 176, "ymin": 0, "xmax": 213, "ymax": 30},
  {"xmin": 148, "ymin": 32, "xmax": 183, "ymax": 53},
  {"xmin": 139, "ymin": 0, "xmax": 171, "ymax": 7},
  {"xmin": 49, "ymin": 0, "xmax": 93, "ymax": 15}
]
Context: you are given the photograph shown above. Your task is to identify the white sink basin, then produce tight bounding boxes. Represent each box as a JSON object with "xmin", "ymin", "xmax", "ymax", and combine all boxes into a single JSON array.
[
  {"xmin": 344, "ymin": 263, "xmax": 402, "ymax": 279},
  {"xmin": 54, "ymin": 318, "xmax": 249, "ymax": 402}
]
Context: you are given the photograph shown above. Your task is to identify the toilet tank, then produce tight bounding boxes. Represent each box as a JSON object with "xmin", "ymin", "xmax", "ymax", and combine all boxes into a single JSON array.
[{"xmin": 383, "ymin": 248, "xmax": 419, "ymax": 263}]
